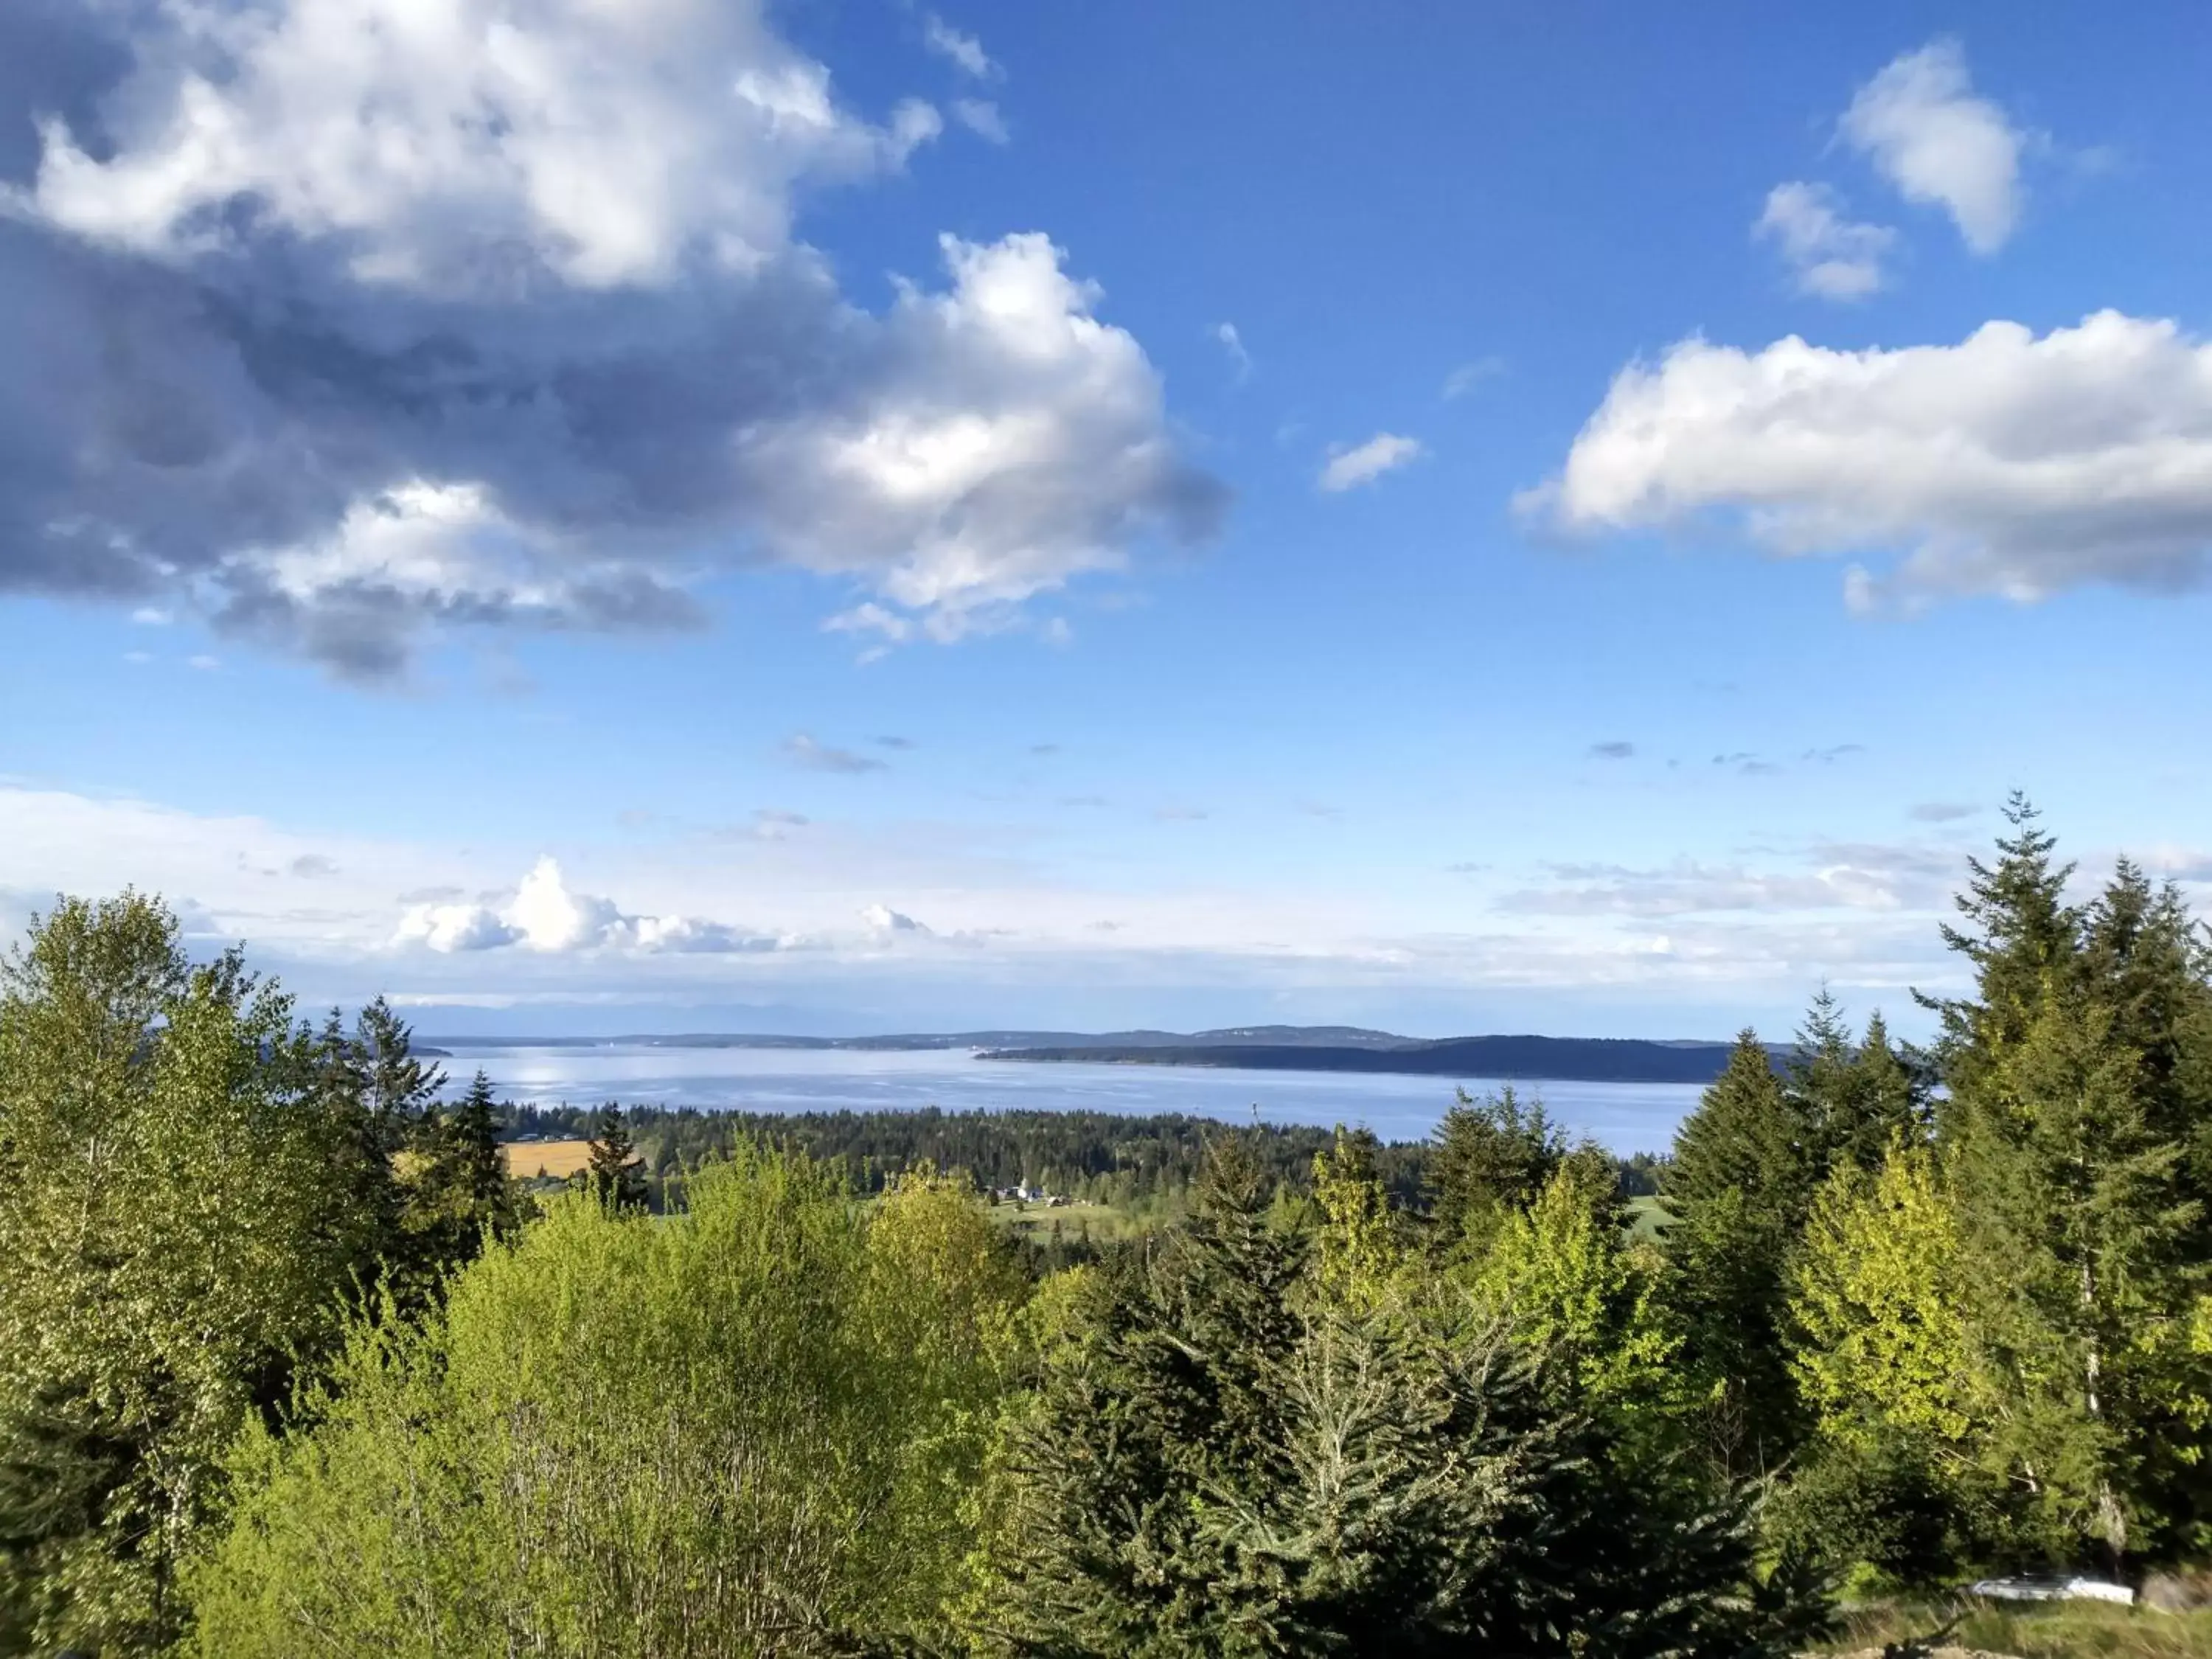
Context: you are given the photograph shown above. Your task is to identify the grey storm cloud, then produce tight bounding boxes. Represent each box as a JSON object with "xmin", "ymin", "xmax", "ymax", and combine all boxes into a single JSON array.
[{"xmin": 0, "ymin": 0, "xmax": 1224, "ymax": 679}]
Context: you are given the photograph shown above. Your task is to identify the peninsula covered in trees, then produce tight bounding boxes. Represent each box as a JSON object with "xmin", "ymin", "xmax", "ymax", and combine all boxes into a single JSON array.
[
  {"xmin": 974, "ymin": 1031, "xmax": 1754, "ymax": 1082},
  {"xmin": 5, "ymin": 798, "xmax": 2212, "ymax": 1655}
]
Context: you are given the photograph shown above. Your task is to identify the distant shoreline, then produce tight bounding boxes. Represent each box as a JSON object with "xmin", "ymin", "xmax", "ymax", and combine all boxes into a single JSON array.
[{"xmin": 417, "ymin": 1029, "xmax": 1746, "ymax": 1087}]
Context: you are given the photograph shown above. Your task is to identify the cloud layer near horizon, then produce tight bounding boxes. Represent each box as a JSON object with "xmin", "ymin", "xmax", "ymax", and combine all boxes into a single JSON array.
[{"xmin": 0, "ymin": 0, "xmax": 1222, "ymax": 676}]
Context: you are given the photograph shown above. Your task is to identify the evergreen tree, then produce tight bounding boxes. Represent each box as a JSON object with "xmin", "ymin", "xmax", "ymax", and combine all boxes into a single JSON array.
[
  {"xmin": 1663, "ymin": 1031, "xmax": 1812, "ymax": 1478},
  {"xmin": 584, "ymin": 1102, "xmax": 649, "ymax": 1212},
  {"xmin": 1784, "ymin": 992, "xmax": 1932, "ymax": 1180},
  {"xmin": 355, "ymin": 995, "xmax": 444, "ymax": 1157},
  {"xmin": 295, "ymin": 1006, "xmax": 406, "ymax": 1290},
  {"xmin": 1922, "ymin": 791, "xmax": 2081, "ymax": 1126},
  {"xmin": 1842, "ymin": 1011, "xmax": 1930, "ymax": 1168},
  {"xmin": 1427, "ymin": 1085, "xmax": 1566, "ymax": 1253},
  {"xmin": 1947, "ymin": 987, "xmax": 2202, "ymax": 1562},
  {"xmin": 1001, "ymin": 1141, "xmax": 1827, "ymax": 1655},
  {"xmin": 404, "ymin": 1071, "xmax": 516, "ymax": 1276},
  {"xmin": 2080, "ymin": 863, "xmax": 2212, "ymax": 1225}
]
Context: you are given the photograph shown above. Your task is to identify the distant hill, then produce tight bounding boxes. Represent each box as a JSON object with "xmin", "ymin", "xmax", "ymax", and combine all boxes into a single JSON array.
[{"xmin": 978, "ymin": 1034, "xmax": 1748, "ymax": 1085}]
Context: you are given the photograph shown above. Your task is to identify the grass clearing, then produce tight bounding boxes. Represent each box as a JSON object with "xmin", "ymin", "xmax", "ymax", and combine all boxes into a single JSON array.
[
  {"xmin": 1815, "ymin": 1598, "xmax": 2212, "ymax": 1658},
  {"xmin": 985, "ymin": 1199, "xmax": 1152, "ymax": 1244}
]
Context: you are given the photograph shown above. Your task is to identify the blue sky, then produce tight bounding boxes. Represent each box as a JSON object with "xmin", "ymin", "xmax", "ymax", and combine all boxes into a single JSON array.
[{"xmin": 4, "ymin": 0, "xmax": 2211, "ymax": 1037}]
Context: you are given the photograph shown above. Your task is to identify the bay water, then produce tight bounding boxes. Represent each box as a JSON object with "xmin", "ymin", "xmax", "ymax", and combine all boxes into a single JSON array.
[{"xmin": 434, "ymin": 1041, "xmax": 1704, "ymax": 1154}]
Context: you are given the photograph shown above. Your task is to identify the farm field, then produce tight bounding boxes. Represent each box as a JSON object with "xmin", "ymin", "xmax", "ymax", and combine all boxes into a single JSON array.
[{"xmin": 501, "ymin": 1138, "xmax": 597, "ymax": 1180}]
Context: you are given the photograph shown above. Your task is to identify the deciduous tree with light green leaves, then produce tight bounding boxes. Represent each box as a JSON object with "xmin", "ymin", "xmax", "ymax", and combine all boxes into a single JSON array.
[
  {"xmin": 1791, "ymin": 1141, "xmax": 1980, "ymax": 1457},
  {"xmin": 0, "ymin": 895, "xmax": 371, "ymax": 1654},
  {"xmin": 187, "ymin": 1147, "xmax": 1023, "ymax": 1658},
  {"xmin": 1476, "ymin": 1154, "xmax": 1677, "ymax": 1426}
]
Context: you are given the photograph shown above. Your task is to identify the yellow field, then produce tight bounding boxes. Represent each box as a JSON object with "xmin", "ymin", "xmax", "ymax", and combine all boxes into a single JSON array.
[{"xmin": 502, "ymin": 1139, "xmax": 598, "ymax": 1180}]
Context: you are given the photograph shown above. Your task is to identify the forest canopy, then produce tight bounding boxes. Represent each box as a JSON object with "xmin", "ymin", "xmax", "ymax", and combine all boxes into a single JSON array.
[{"xmin": 4, "ymin": 797, "xmax": 2212, "ymax": 1655}]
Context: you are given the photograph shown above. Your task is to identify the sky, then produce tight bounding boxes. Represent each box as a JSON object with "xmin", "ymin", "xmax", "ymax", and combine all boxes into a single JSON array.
[{"xmin": 3, "ymin": 0, "xmax": 2211, "ymax": 1039}]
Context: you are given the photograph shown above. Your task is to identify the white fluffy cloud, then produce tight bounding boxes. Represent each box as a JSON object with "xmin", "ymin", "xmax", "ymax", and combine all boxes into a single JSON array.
[
  {"xmin": 0, "ymin": 0, "xmax": 1217, "ymax": 675},
  {"xmin": 397, "ymin": 857, "xmax": 777, "ymax": 954},
  {"xmin": 1754, "ymin": 182, "xmax": 1895, "ymax": 301},
  {"xmin": 860, "ymin": 903, "xmax": 930, "ymax": 934},
  {"xmin": 1319, "ymin": 434, "xmax": 1425, "ymax": 493},
  {"xmin": 16, "ymin": 0, "xmax": 934, "ymax": 291},
  {"xmin": 1841, "ymin": 40, "xmax": 2025, "ymax": 254},
  {"xmin": 736, "ymin": 232, "xmax": 1219, "ymax": 639},
  {"xmin": 1526, "ymin": 310, "xmax": 2212, "ymax": 607}
]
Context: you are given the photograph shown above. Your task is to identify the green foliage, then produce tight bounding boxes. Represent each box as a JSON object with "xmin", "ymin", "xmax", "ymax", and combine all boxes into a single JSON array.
[
  {"xmin": 1475, "ymin": 1155, "xmax": 1677, "ymax": 1422},
  {"xmin": 1664, "ymin": 1031, "xmax": 1812, "ymax": 1478},
  {"xmin": 29, "ymin": 796, "xmax": 2212, "ymax": 1644},
  {"xmin": 1791, "ymin": 1141, "xmax": 1980, "ymax": 1456},
  {"xmin": 1781, "ymin": 799, "xmax": 2212, "ymax": 1579},
  {"xmin": 0, "ymin": 895, "xmax": 370, "ymax": 1652},
  {"xmin": 1790, "ymin": 992, "xmax": 1930, "ymax": 1177},
  {"xmin": 1311, "ymin": 1124, "xmax": 1405, "ymax": 1310},
  {"xmin": 401, "ymin": 1068, "xmax": 518, "ymax": 1276},
  {"xmin": 187, "ymin": 1148, "xmax": 1023, "ymax": 1657},
  {"xmin": 991, "ymin": 1142, "xmax": 1826, "ymax": 1657},
  {"xmin": 1427, "ymin": 1084, "xmax": 1568, "ymax": 1254},
  {"xmin": 582, "ymin": 1102, "xmax": 650, "ymax": 1211}
]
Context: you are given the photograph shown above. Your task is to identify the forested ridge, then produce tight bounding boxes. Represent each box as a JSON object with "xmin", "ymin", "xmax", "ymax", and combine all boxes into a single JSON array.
[{"xmin": 5, "ymin": 796, "xmax": 2212, "ymax": 1655}]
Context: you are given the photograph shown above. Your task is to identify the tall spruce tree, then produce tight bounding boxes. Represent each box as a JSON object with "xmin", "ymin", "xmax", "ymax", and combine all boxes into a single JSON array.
[
  {"xmin": 355, "ymin": 995, "xmax": 444, "ymax": 1158},
  {"xmin": 1664, "ymin": 1031, "xmax": 1812, "ymax": 1478},
  {"xmin": 1786, "ymin": 991, "xmax": 1929, "ymax": 1178},
  {"xmin": 405, "ymin": 1070, "xmax": 516, "ymax": 1276},
  {"xmin": 1923, "ymin": 792, "xmax": 2081, "ymax": 1130},
  {"xmin": 1905, "ymin": 804, "xmax": 2212, "ymax": 1562}
]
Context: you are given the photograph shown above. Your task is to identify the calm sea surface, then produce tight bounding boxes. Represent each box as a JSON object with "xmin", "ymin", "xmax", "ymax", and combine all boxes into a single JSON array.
[{"xmin": 431, "ymin": 1043, "xmax": 1703, "ymax": 1153}]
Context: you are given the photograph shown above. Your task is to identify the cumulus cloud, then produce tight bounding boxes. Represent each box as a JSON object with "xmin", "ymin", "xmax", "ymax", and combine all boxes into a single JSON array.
[
  {"xmin": 784, "ymin": 734, "xmax": 887, "ymax": 773},
  {"xmin": 1755, "ymin": 182, "xmax": 1896, "ymax": 300},
  {"xmin": 396, "ymin": 856, "xmax": 773, "ymax": 953},
  {"xmin": 922, "ymin": 15, "xmax": 996, "ymax": 79},
  {"xmin": 0, "ymin": 0, "xmax": 1217, "ymax": 676},
  {"xmin": 731, "ymin": 232, "xmax": 1225, "ymax": 641},
  {"xmin": 1525, "ymin": 310, "xmax": 2212, "ymax": 608},
  {"xmin": 1319, "ymin": 434, "xmax": 1425, "ymax": 493},
  {"xmin": 1842, "ymin": 40, "xmax": 2025, "ymax": 254},
  {"xmin": 860, "ymin": 902, "xmax": 928, "ymax": 933}
]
